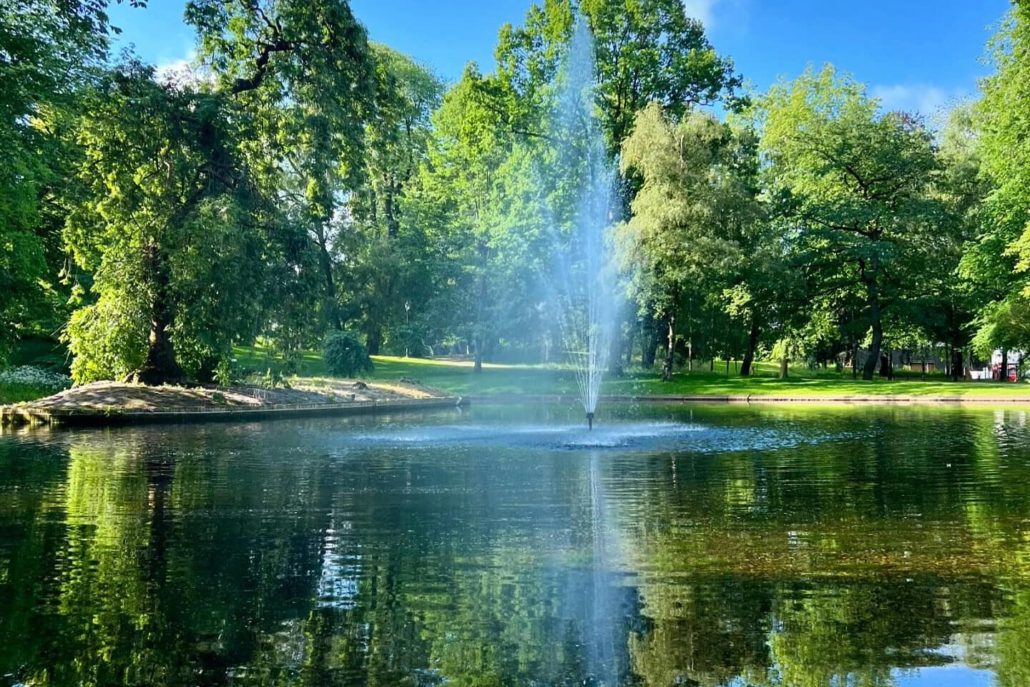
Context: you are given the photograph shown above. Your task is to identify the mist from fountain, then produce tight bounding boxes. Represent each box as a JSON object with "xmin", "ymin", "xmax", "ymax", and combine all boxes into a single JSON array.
[{"xmin": 549, "ymin": 18, "xmax": 620, "ymax": 428}]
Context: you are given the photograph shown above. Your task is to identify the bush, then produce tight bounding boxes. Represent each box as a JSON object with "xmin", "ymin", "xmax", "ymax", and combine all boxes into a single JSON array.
[
  {"xmin": 0, "ymin": 365, "xmax": 72, "ymax": 404},
  {"xmin": 323, "ymin": 332, "xmax": 373, "ymax": 378}
]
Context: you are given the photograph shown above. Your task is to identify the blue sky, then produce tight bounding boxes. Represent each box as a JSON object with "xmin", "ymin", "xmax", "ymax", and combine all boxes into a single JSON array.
[{"xmin": 108, "ymin": 0, "xmax": 1010, "ymax": 117}]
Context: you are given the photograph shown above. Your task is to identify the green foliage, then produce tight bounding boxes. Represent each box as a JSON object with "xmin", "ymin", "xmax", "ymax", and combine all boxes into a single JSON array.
[
  {"xmin": 341, "ymin": 45, "xmax": 444, "ymax": 354},
  {"xmin": 964, "ymin": 4, "xmax": 1030, "ymax": 354},
  {"xmin": 188, "ymin": 0, "xmax": 377, "ymax": 338},
  {"xmin": 1, "ymin": 0, "xmax": 1028, "ymax": 391},
  {"xmin": 0, "ymin": 365, "xmax": 71, "ymax": 403},
  {"xmin": 759, "ymin": 65, "xmax": 942, "ymax": 379},
  {"xmin": 0, "ymin": 1, "xmax": 145, "ymax": 362},
  {"xmin": 617, "ymin": 103, "xmax": 765, "ymax": 377},
  {"xmin": 493, "ymin": 0, "xmax": 743, "ymax": 153},
  {"xmin": 322, "ymin": 331, "xmax": 373, "ymax": 378},
  {"xmin": 62, "ymin": 65, "xmax": 275, "ymax": 383}
]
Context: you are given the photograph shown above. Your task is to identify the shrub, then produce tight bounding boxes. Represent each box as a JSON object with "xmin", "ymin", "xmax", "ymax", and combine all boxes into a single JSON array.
[
  {"xmin": 0, "ymin": 366, "xmax": 72, "ymax": 391},
  {"xmin": 323, "ymin": 332, "xmax": 373, "ymax": 378},
  {"xmin": 214, "ymin": 357, "xmax": 240, "ymax": 387},
  {"xmin": 0, "ymin": 366, "xmax": 72, "ymax": 404}
]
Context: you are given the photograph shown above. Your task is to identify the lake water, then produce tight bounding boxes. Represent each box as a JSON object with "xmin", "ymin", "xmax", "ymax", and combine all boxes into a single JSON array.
[{"xmin": 1, "ymin": 403, "xmax": 1029, "ymax": 686}]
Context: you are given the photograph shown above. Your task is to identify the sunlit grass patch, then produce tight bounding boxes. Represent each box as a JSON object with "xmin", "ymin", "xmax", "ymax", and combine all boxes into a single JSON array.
[{"xmin": 234, "ymin": 345, "xmax": 1030, "ymax": 400}]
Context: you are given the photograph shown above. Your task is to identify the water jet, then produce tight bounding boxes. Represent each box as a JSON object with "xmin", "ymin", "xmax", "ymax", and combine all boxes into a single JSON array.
[{"xmin": 551, "ymin": 18, "xmax": 619, "ymax": 428}]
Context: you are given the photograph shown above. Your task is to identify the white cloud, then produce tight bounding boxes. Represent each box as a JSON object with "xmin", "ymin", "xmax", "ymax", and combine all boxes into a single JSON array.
[
  {"xmin": 871, "ymin": 83, "xmax": 969, "ymax": 121},
  {"xmin": 155, "ymin": 51, "xmax": 217, "ymax": 90},
  {"xmin": 155, "ymin": 56, "xmax": 192, "ymax": 81},
  {"xmin": 682, "ymin": 0, "xmax": 720, "ymax": 27}
]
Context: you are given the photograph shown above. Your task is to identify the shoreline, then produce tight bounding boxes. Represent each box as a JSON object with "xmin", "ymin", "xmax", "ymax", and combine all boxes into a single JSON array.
[
  {"xmin": 7, "ymin": 386, "xmax": 1030, "ymax": 430},
  {"xmin": 1, "ymin": 397, "xmax": 466, "ymax": 428},
  {"xmin": 0, "ymin": 379, "xmax": 464, "ymax": 429},
  {"xmin": 468, "ymin": 393, "xmax": 1030, "ymax": 406}
]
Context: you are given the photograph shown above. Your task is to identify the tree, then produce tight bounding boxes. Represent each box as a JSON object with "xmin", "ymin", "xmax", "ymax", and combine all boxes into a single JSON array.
[
  {"xmin": 413, "ymin": 64, "xmax": 516, "ymax": 371},
  {"xmin": 342, "ymin": 45, "xmax": 444, "ymax": 355},
  {"xmin": 617, "ymin": 103, "xmax": 761, "ymax": 380},
  {"xmin": 187, "ymin": 0, "xmax": 377, "ymax": 338},
  {"xmin": 760, "ymin": 66, "xmax": 941, "ymax": 380},
  {"xmin": 965, "ymin": 3, "xmax": 1030, "ymax": 364},
  {"xmin": 492, "ymin": 0, "xmax": 743, "ymax": 155},
  {"xmin": 63, "ymin": 65, "xmax": 276, "ymax": 383},
  {"xmin": 919, "ymin": 105, "xmax": 986, "ymax": 380}
]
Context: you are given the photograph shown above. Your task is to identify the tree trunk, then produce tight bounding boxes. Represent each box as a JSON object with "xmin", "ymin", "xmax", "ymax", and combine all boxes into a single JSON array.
[
  {"xmin": 384, "ymin": 180, "xmax": 400, "ymax": 239},
  {"xmin": 952, "ymin": 347, "xmax": 964, "ymax": 382},
  {"xmin": 138, "ymin": 246, "xmax": 184, "ymax": 385},
  {"xmin": 624, "ymin": 323, "xmax": 635, "ymax": 368},
  {"xmin": 139, "ymin": 306, "xmax": 183, "ymax": 385},
  {"xmin": 473, "ymin": 242, "xmax": 488, "ymax": 374},
  {"xmin": 999, "ymin": 347, "xmax": 1008, "ymax": 383},
  {"xmin": 366, "ymin": 328, "xmax": 383, "ymax": 356},
  {"xmin": 863, "ymin": 309, "xmax": 883, "ymax": 381},
  {"xmin": 662, "ymin": 314, "xmax": 676, "ymax": 382},
  {"xmin": 741, "ymin": 317, "xmax": 760, "ymax": 377},
  {"xmin": 314, "ymin": 223, "xmax": 341, "ymax": 331},
  {"xmin": 642, "ymin": 315, "xmax": 658, "ymax": 368},
  {"xmin": 779, "ymin": 357, "xmax": 789, "ymax": 379},
  {"xmin": 861, "ymin": 256, "xmax": 883, "ymax": 381}
]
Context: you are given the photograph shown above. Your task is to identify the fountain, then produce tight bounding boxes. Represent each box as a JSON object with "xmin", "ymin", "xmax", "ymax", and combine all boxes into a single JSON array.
[{"xmin": 550, "ymin": 18, "xmax": 620, "ymax": 430}]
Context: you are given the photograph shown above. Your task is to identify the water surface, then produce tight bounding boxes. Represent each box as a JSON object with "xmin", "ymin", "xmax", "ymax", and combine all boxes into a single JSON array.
[{"xmin": 1, "ymin": 403, "xmax": 1029, "ymax": 686}]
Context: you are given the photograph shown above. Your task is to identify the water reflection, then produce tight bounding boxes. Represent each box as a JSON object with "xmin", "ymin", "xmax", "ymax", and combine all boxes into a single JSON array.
[{"xmin": 0, "ymin": 405, "xmax": 1029, "ymax": 685}]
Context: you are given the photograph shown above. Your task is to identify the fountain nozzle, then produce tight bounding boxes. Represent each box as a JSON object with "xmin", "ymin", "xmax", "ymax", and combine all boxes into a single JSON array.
[{"xmin": 586, "ymin": 412, "xmax": 594, "ymax": 430}]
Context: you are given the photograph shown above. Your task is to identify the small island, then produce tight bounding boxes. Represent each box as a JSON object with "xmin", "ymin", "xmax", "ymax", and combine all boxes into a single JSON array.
[{"xmin": 0, "ymin": 375, "xmax": 458, "ymax": 428}]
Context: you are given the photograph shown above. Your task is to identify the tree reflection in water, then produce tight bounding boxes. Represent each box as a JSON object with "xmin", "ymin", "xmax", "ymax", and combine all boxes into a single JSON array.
[{"xmin": 0, "ymin": 406, "xmax": 1028, "ymax": 686}]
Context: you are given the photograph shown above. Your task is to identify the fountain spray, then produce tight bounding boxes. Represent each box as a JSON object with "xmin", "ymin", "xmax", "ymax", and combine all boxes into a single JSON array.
[{"xmin": 550, "ymin": 18, "xmax": 619, "ymax": 432}]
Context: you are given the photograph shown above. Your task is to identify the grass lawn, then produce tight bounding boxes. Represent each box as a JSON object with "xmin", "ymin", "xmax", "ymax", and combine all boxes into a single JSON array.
[
  {"xmin": 362, "ymin": 355, "xmax": 1030, "ymax": 400},
  {"xmin": 0, "ymin": 381, "xmax": 63, "ymax": 405},
  {"xmin": 232, "ymin": 344, "xmax": 1030, "ymax": 399},
  {"xmin": 7, "ymin": 343, "xmax": 1026, "ymax": 406}
]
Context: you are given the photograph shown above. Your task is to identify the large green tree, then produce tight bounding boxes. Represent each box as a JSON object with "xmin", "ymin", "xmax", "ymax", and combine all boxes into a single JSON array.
[
  {"xmin": 342, "ymin": 45, "xmax": 444, "ymax": 355},
  {"xmin": 187, "ymin": 0, "xmax": 377, "ymax": 341},
  {"xmin": 63, "ymin": 65, "xmax": 277, "ymax": 383},
  {"xmin": 491, "ymin": 0, "xmax": 742, "ymax": 155},
  {"xmin": 760, "ymin": 66, "xmax": 941, "ymax": 380},
  {"xmin": 617, "ymin": 103, "xmax": 762, "ymax": 380},
  {"xmin": 964, "ymin": 2, "xmax": 1030, "ymax": 364}
]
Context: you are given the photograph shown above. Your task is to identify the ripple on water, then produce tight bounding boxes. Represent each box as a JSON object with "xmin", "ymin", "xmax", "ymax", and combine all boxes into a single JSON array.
[{"xmin": 345, "ymin": 421, "xmax": 863, "ymax": 454}]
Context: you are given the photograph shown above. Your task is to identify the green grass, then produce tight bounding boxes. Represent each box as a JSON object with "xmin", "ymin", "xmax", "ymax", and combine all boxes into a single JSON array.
[
  {"xmin": 363, "ymin": 355, "xmax": 1030, "ymax": 399},
  {"xmin": 9, "ymin": 339, "xmax": 1023, "ymax": 409},
  {"xmin": 0, "ymin": 382, "xmax": 61, "ymax": 405},
  {"xmin": 234, "ymin": 344, "xmax": 328, "ymax": 377},
  {"xmin": 4, "ymin": 343, "xmax": 1016, "ymax": 406}
]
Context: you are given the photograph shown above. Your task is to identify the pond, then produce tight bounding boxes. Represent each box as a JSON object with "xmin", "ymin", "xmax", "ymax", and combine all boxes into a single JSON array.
[{"xmin": 1, "ymin": 403, "xmax": 1029, "ymax": 686}]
